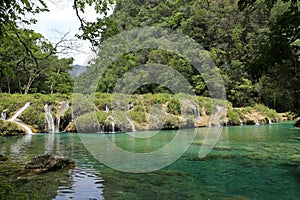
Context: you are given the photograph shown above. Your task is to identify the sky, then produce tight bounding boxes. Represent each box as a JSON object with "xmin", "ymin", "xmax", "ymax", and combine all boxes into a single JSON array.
[{"xmin": 27, "ymin": 0, "xmax": 100, "ymax": 65}]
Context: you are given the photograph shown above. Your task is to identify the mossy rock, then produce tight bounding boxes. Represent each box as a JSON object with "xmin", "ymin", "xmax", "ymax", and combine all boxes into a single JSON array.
[
  {"xmin": 0, "ymin": 120, "xmax": 26, "ymax": 136},
  {"xmin": 25, "ymin": 154, "xmax": 75, "ymax": 173}
]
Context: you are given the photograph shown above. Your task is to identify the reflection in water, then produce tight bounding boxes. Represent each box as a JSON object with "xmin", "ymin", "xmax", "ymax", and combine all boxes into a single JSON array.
[
  {"xmin": 11, "ymin": 134, "xmax": 32, "ymax": 156},
  {"xmin": 44, "ymin": 133, "xmax": 55, "ymax": 154},
  {"xmin": 55, "ymin": 168, "xmax": 104, "ymax": 200},
  {"xmin": 0, "ymin": 133, "xmax": 105, "ymax": 200}
]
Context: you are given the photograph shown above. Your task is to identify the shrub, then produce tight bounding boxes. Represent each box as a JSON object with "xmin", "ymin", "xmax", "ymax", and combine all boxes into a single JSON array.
[
  {"xmin": 94, "ymin": 92, "xmax": 112, "ymax": 111},
  {"xmin": 167, "ymin": 98, "xmax": 181, "ymax": 115},
  {"xmin": 0, "ymin": 120, "xmax": 25, "ymax": 136},
  {"xmin": 128, "ymin": 110, "xmax": 147, "ymax": 124},
  {"xmin": 227, "ymin": 109, "xmax": 242, "ymax": 125},
  {"xmin": 75, "ymin": 112, "xmax": 100, "ymax": 132},
  {"xmin": 163, "ymin": 115, "xmax": 180, "ymax": 129},
  {"xmin": 254, "ymin": 104, "xmax": 281, "ymax": 122}
]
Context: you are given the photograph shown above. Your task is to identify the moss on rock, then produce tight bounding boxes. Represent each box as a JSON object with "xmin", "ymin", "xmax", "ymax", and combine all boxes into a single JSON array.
[{"xmin": 0, "ymin": 120, "xmax": 26, "ymax": 136}]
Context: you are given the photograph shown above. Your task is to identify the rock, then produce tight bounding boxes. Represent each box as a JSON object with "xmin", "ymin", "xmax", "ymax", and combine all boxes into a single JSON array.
[
  {"xmin": 0, "ymin": 154, "xmax": 8, "ymax": 163},
  {"xmin": 295, "ymin": 119, "xmax": 300, "ymax": 128},
  {"xmin": 295, "ymin": 137, "xmax": 300, "ymax": 140},
  {"xmin": 25, "ymin": 154, "xmax": 75, "ymax": 172}
]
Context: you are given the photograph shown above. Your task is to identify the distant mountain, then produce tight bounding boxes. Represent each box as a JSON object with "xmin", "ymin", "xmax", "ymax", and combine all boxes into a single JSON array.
[{"xmin": 69, "ymin": 65, "xmax": 87, "ymax": 78}]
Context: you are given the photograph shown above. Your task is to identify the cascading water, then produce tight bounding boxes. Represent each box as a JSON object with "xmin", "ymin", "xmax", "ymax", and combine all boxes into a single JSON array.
[
  {"xmin": 194, "ymin": 107, "xmax": 201, "ymax": 119},
  {"xmin": 55, "ymin": 102, "xmax": 69, "ymax": 133},
  {"xmin": 111, "ymin": 117, "xmax": 115, "ymax": 133},
  {"xmin": 8, "ymin": 102, "xmax": 30, "ymax": 121},
  {"xmin": 56, "ymin": 118, "xmax": 61, "ymax": 133},
  {"xmin": 1, "ymin": 109, "xmax": 6, "ymax": 120},
  {"xmin": 105, "ymin": 105, "xmax": 109, "ymax": 113},
  {"xmin": 239, "ymin": 118, "xmax": 243, "ymax": 126},
  {"xmin": 44, "ymin": 104, "xmax": 55, "ymax": 133},
  {"xmin": 126, "ymin": 115, "xmax": 136, "ymax": 132},
  {"xmin": 14, "ymin": 121, "xmax": 33, "ymax": 134},
  {"xmin": 268, "ymin": 119, "xmax": 273, "ymax": 124},
  {"xmin": 7, "ymin": 102, "xmax": 33, "ymax": 134},
  {"xmin": 255, "ymin": 118, "xmax": 260, "ymax": 126}
]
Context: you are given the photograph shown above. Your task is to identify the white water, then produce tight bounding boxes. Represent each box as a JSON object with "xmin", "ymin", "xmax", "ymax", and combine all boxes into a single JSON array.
[
  {"xmin": 208, "ymin": 122, "xmax": 212, "ymax": 128},
  {"xmin": 55, "ymin": 102, "xmax": 69, "ymax": 133},
  {"xmin": 105, "ymin": 105, "xmax": 109, "ymax": 113},
  {"xmin": 192, "ymin": 102, "xmax": 202, "ymax": 121},
  {"xmin": 6, "ymin": 102, "xmax": 33, "ymax": 135},
  {"xmin": 239, "ymin": 118, "xmax": 243, "ymax": 126},
  {"xmin": 255, "ymin": 118, "xmax": 260, "ymax": 125},
  {"xmin": 44, "ymin": 104, "xmax": 55, "ymax": 133},
  {"xmin": 8, "ymin": 102, "xmax": 30, "ymax": 121},
  {"xmin": 1, "ymin": 109, "xmax": 6, "ymax": 120},
  {"xmin": 14, "ymin": 121, "xmax": 33, "ymax": 134},
  {"xmin": 111, "ymin": 119, "xmax": 115, "ymax": 133},
  {"xmin": 56, "ymin": 118, "xmax": 61, "ymax": 133},
  {"xmin": 194, "ymin": 107, "xmax": 201, "ymax": 118},
  {"xmin": 126, "ymin": 115, "xmax": 136, "ymax": 132},
  {"xmin": 268, "ymin": 119, "xmax": 274, "ymax": 124}
]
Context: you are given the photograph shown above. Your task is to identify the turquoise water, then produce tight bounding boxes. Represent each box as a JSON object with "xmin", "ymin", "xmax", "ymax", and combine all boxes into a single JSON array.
[{"xmin": 0, "ymin": 122, "xmax": 299, "ymax": 199}]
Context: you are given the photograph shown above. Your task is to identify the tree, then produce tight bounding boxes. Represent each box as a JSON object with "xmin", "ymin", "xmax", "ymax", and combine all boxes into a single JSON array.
[
  {"xmin": 0, "ymin": 0, "xmax": 48, "ymax": 38},
  {"xmin": 0, "ymin": 27, "xmax": 74, "ymax": 94}
]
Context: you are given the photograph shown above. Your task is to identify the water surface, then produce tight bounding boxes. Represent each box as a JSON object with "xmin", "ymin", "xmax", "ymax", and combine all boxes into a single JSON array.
[{"xmin": 0, "ymin": 122, "xmax": 299, "ymax": 199}]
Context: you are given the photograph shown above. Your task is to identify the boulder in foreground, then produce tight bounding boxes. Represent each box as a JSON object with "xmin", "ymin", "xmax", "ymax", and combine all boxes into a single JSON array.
[{"xmin": 25, "ymin": 154, "xmax": 75, "ymax": 172}]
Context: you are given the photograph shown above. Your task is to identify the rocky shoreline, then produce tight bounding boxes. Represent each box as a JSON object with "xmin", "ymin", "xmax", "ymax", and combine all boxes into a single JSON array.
[{"xmin": 0, "ymin": 93, "xmax": 289, "ymax": 135}]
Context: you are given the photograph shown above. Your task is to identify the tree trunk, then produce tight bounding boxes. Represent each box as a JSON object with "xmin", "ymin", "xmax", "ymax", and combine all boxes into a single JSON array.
[
  {"xmin": 24, "ymin": 77, "xmax": 33, "ymax": 94},
  {"xmin": 50, "ymin": 83, "xmax": 54, "ymax": 94},
  {"xmin": 6, "ymin": 77, "xmax": 10, "ymax": 94}
]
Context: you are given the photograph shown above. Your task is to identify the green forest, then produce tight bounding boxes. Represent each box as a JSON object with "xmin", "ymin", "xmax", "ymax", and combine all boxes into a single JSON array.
[{"xmin": 0, "ymin": 0, "xmax": 299, "ymax": 114}]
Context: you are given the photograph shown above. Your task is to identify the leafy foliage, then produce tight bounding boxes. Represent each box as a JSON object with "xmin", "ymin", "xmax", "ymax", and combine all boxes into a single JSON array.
[
  {"xmin": 0, "ymin": 120, "xmax": 25, "ymax": 136},
  {"xmin": 0, "ymin": 27, "xmax": 74, "ymax": 94}
]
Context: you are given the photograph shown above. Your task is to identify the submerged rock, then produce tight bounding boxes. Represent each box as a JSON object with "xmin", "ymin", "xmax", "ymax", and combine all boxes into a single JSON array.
[
  {"xmin": 25, "ymin": 154, "xmax": 75, "ymax": 172},
  {"xmin": 0, "ymin": 154, "xmax": 8, "ymax": 163}
]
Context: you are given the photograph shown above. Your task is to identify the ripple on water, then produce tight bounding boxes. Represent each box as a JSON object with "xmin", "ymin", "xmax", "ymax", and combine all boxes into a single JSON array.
[{"xmin": 54, "ymin": 168, "xmax": 104, "ymax": 200}]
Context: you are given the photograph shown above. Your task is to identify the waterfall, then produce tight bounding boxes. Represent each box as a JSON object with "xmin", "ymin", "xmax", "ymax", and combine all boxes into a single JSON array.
[
  {"xmin": 126, "ymin": 115, "xmax": 136, "ymax": 132},
  {"xmin": 194, "ymin": 107, "xmax": 200, "ymax": 118},
  {"xmin": 7, "ymin": 102, "xmax": 33, "ymax": 135},
  {"xmin": 14, "ymin": 121, "xmax": 33, "ymax": 135},
  {"xmin": 193, "ymin": 104, "xmax": 202, "ymax": 121},
  {"xmin": 8, "ymin": 102, "xmax": 30, "ymax": 121},
  {"xmin": 239, "ymin": 118, "xmax": 243, "ymax": 126},
  {"xmin": 105, "ymin": 105, "xmax": 109, "ymax": 113},
  {"xmin": 1, "ymin": 109, "xmax": 6, "ymax": 120},
  {"xmin": 55, "ymin": 102, "xmax": 69, "ymax": 133},
  {"xmin": 111, "ymin": 118, "xmax": 115, "ymax": 133},
  {"xmin": 268, "ymin": 119, "xmax": 273, "ymax": 124},
  {"xmin": 56, "ymin": 118, "xmax": 61, "ymax": 133},
  {"xmin": 255, "ymin": 118, "xmax": 260, "ymax": 126},
  {"xmin": 44, "ymin": 104, "xmax": 55, "ymax": 133},
  {"xmin": 208, "ymin": 122, "xmax": 212, "ymax": 128}
]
